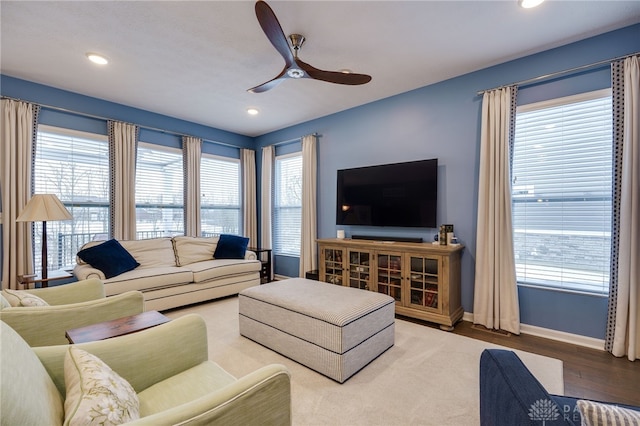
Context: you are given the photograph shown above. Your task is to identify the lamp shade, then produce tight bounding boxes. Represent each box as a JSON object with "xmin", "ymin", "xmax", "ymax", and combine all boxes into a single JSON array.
[{"xmin": 16, "ymin": 194, "xmax": 73, "ymax": 222}]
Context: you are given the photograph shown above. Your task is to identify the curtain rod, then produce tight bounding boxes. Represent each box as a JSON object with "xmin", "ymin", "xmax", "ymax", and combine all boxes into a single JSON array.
[
  {"xmin": 268, "ymin": 133, "xmax": 320, "ymax": 147},
  {"xmin": 0, "ymin": 95, "xmax": 240, "ymax": 148},
  {"xmin": 476, "ymin": 51, "xmax": 640, "ymax": 96}
]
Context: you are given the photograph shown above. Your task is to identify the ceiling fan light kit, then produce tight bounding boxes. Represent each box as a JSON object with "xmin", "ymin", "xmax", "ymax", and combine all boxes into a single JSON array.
[{"xmin": 248, "ymin": 0, "xmax": 371, "ymax": 93}]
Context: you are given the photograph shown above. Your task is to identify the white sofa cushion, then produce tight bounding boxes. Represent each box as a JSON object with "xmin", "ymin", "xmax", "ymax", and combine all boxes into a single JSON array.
[
  {"xmin": 120, "ymin": 238, "xmax": 176, "ymax": 268},
  {"xmin": 172, "ymin": 236, "xmax": 219, "ymax": 266},
  {"xmin": 190, "ymin": 259, "xmax": 261, "ymax": 283},
  {"xmin": 77, "ymin": 238, "xmax": 176, "ymax": 269},
  {"xmin": 103, "ymin": 267, "xmax": 193, "ymax": 295}
]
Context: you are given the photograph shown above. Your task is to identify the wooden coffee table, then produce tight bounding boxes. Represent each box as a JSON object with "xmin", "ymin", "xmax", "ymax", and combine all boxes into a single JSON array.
[{"xmin": 65, "ymin": 311, "xmax": 170, "ymax": 344}]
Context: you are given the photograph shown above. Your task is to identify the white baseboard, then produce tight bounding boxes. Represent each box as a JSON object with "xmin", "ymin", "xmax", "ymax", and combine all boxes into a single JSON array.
[
  {"xmin": 462, "ymin": 312, "xmax": 605, "ymax": 351},
  {"xmin": 266, "ymin": 288, "xmax": 606, "ymax": 350},
  {"xmin": 273, "ymin": 274, "xmax": 291, "ymax": 281}
]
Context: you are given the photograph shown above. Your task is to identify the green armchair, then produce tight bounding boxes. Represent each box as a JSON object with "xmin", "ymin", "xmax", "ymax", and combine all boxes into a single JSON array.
[
  {"xmin": 0, "ymin": 278, "xmax": 144, "ymax": 346},
  {"xmin": 1, "ymin": 314, "xmax": 292, "ymax": 425}
]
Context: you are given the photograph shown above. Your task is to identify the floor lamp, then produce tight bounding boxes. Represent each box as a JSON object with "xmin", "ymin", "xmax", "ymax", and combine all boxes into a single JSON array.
[{"xmin": 16, "ymin": 194, "xmax": 73, "ymax": 280}]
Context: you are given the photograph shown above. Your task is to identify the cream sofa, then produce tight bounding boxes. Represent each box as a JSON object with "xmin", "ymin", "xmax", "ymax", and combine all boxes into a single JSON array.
[
  {"xmin": 1, "ymin": 314, "xmax": 292, "ymax": 425},
  {"xmin": 74, "ymin": 236, "xmax": 262, "ymax": 311}
]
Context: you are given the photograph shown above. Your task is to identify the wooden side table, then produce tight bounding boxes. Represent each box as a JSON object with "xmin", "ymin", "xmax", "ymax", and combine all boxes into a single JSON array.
[
  {"xmin": 18, "ymin": 269, "xmax": 73, "ymax": 289},
  {"xmin": 249, "ymin": 247, "xmax": 272, "ymax": 284},
  {"xmin": 65, "ymin": 311, "xmax": 170, "ymax": 344}
]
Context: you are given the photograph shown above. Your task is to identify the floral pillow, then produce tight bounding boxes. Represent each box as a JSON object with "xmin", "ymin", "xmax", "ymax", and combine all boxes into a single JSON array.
[
  {"xmin": 3, "ymin": 289, "xmax": 49, "ymax": 307},
  {"xmin": 64, "ymin": 346, "xmax": 140, "ymax": 426}
]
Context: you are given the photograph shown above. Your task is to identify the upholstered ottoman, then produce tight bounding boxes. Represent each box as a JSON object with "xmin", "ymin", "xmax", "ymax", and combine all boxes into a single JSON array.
[{"xmin": 239, "ymin": 278, "xmax": 395, "ymax": 383}]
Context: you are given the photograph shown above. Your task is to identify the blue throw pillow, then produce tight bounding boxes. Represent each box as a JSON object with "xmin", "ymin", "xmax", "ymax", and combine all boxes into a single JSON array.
[
  {"xmin": 213, "ymin": 234, "xmax": 250, "ymax": 259},
  {"xmin": 77, "ymin": 239, "xmax": 140, "ymax": 279}
]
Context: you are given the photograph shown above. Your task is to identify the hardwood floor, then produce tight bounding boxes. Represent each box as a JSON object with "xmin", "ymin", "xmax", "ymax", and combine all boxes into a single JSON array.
[{"xmin": 401, "ymin": 317, "xmax": 640, "ymax": 407}]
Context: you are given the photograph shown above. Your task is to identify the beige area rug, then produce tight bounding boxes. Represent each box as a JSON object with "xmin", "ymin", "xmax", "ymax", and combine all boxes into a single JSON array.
[{"xmin": 164, "ymin": 296, "xmax": 564, "ymax": 426}]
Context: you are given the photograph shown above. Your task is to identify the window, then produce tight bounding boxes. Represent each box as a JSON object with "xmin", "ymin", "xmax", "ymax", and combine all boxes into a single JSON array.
[
  {"xmin": 34, "ymin": 125, "xmax": 110, "ymax": 270},
  {"xmin": 200, "ymin": 154, "xmax": 241, "ymax": 236},
  {"xmin": 135, "ymin": 143, "xmax": 184, "ymax": 239},
  {"xmin": 274, "ymin": 153, "xmax": 302, "ymax": 256},
  {"xmin": 511, "ymin": 89, "xmax": 612, "ymax": 293}
]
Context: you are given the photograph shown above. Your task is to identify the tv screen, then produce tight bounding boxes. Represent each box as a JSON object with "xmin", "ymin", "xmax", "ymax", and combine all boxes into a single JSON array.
[{"xmin": 336, "ymin": 158, "xmax": 438, "ymax": 228}]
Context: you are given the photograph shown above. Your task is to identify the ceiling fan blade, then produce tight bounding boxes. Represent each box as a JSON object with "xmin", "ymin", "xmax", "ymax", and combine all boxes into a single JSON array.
[
  {"xmin": 247, "ymin": 68, "xmax": 287, "ymax": 93},
  {"xmin": 255, "ymin": 1, "xmax": 295, "ymax": 67},
  {"xmin": 297, "ymin": 59, "xmax": 372, "ymax": 85},
  {"xmin": 248, "ymin": 78, "xmax": 285, "ymax": 93}
]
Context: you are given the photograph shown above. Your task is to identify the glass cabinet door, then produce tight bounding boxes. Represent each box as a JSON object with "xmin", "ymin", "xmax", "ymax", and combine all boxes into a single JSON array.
[
  {"xmin": 348, "ymin": 250, "xmax": 371, "ymax": 290},
  {"xmin": 376, "ymin": 253, "xmax": 403, "ymax": 303},
  {"xmin": 323, "ymin": 247, "xmax": 344, "ymax": 285},
  {"xmin": 406, "ymin": 255, "xmax": 440, "ymax": 312}
]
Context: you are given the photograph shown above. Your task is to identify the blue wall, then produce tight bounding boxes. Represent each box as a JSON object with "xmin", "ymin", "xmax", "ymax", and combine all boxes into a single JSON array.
[
  {"xmin": 255, "ymin": 23, "xmax": 640, "ymax": 339},
  {"xmin": 1, "ymin": 75, "xmax": 254, "ymax": 151},
  {"xmin": 2, "ymin": 23, "xmax": 639, "ymax": 339}
]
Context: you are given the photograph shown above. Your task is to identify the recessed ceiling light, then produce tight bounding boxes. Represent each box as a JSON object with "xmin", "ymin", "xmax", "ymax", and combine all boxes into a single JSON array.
[
  {"xmin": 519, "ymin": 0, "xmax": 544, "ymax": 8},
  {"xmin": 86, "ymin": 52, "xmax": 109, "ymax": 65},
  {"xmin": 247, "ymin": 108, "xmax": 259, "ymax": 116}
]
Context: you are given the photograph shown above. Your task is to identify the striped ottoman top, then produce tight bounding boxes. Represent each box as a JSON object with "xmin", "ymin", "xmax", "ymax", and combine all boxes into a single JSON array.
[{"xmin": 239, "ymin": 278, "xmax": 394, "ymax": 327}]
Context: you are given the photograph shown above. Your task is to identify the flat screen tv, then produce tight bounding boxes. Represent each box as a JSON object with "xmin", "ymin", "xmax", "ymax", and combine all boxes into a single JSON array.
[{"xmin": 336, "ymin": 158, "xmax": 438, "ymax": 228}]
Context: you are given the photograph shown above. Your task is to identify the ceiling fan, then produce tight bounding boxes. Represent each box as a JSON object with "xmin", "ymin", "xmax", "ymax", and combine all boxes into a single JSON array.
[{"xmin": 248, "ymin": 0, "xmax": 372, "ymax": 93}]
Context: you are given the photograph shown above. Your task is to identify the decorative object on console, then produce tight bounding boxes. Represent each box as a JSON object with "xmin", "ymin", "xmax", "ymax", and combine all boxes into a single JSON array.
[
  {"xmin": 438, "ymin": 224, "xmax": 454, "ymax": 245},
  {"xmin": 444, "ymin": 224, "xmax": 454, "ymax": 244},
  {"xmin": 213, "ymin": 234, "xmax": 250, "ymax": 259},
  {"xmin": 77, "ymin": 239, "xmax": 140, "ymax": 279},
  {"xmin": 16, "ymin": 194, "xmax": 72, "ymax": 280}
]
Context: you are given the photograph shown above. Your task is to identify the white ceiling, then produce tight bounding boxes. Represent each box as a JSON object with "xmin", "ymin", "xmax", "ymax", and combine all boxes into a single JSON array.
[{"xmin": 2, "ymin": 1, "xmax": 639, "ymax": 137}]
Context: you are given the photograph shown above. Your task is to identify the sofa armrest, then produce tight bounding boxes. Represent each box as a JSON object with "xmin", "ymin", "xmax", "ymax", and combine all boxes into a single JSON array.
[
  {"xmin": 22, "ymin": 278, "xmax": 106, "ymax": 305},
  {"xmin": 245, "ymin": 250, "xmax": 257, "ymax": 261},
  {"xmin": 0, "ymin": 290, "xmax": 145, "ymax": 347},
  {"xmin": 73, "ymin": 263, "xmax": 106, "ymax": 281},
  {"xmin": 128, "ymin": 364, "xmax": 291, "ymax": 426},
  {"xmin": 34, "ymin": 314, "xmax": 209, "ymax": 398},
  {"xmin": 479, "ymin": 349, "xmax": 576, "ymax": 426}
]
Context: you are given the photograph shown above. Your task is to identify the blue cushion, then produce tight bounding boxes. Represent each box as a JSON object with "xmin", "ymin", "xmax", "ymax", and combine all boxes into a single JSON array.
[
  {"xmin": 213, "ymin": 234, "xmax": 249, "ymax": 259},
  {"xmin": 77, "ymin": 239, "xmax": 140, "ymax": 279}
]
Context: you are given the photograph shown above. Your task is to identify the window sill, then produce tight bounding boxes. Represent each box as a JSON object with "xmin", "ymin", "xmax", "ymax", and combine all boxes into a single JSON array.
[{"xmin": 517, "ymin": 282, "xmax": 609, "ymax": 298}]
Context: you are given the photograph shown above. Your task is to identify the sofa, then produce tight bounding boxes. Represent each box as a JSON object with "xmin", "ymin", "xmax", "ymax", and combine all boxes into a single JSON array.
[
  {"xmin": 1, "ymin": 313, "xmax": 292, "ymax": 425},
  {"xmin": 0, "ymin": 278, "xmax": 144, "ymax": 346},
  {"xmin": 74, "ymin": 236, "xmax": 262, "ymax": 311},
  {"xmin": 479, "ymin": 349, "xmax": 640, "ymax": 425}
]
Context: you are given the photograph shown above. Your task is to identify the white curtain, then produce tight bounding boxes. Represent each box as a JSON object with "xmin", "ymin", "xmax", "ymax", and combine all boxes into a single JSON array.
[
  {"xmin": 299, "ymin": 134, "xmax": 317, "ymax": 277},
  {"xmin": 183, "ymin": 136, "xmax": 202, "ymax": 237},
  {"xmin": 611, "ymin": 56, "xmax": 640, "ymax": 361},
  {"xmin": 261, "ymin": 146, "xmax": 274, "ymax": 279},
  {"xmin": 242, "ymin": 149, "xmax": 257, "ymax": 247},
  {"xmin": 1, "ymin": 99, "xmax": 38, "ymax": 289},
  {"xmin": 473, "ymin": 86, "xmax": 520, "ymax": 335},
  {"xmin": 108, "ymin": 121, "xmax": 138, "ymax": 240}
]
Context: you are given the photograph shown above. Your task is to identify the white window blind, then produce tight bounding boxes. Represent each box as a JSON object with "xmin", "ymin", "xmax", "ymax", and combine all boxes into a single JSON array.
[
  {"xmin": 34, "ymin": 125, "xmax": 110, "ymax": 270},
  {"xmin": 512, "ymin": 89, "xmax": 612, "ymax": 294},
  {"xmin": 274, "ymin": 153, "xmax": 302, "ymax": 256},
  {"xmin": 200, "ymin": 154, "xmax": 241, "ymax": 236},
  {"xmin": 135, "ymin": 142, "xmax": 184, "ymax": 238}
]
